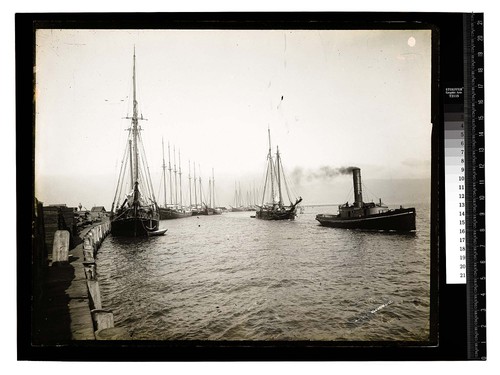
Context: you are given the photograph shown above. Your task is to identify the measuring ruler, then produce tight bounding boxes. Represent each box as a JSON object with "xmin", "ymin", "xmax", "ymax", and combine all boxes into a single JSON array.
[
  {"xmin": 444, "ymin": 13, "xmax": 485, "ymax": 360},
  {"xmin": 464, "ymin": 12, "xmax": 486, "ymax": 360}
]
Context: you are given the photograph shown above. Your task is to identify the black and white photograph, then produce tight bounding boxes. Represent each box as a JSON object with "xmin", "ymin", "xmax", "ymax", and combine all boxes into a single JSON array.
[{"xmin": 31, "ymin": 25, "xmax": 433, "ymax": 344}]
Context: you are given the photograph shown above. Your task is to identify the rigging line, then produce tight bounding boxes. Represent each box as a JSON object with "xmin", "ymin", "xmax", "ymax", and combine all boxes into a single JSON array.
[
  {"xmin": 261, "ymin": 164, "xmax": 269, "ymax": 206},
  {"xmin": 264, "ymin": 161, "xmax": 273, "ymax": 204},
  {"xmin": 343, "ymin": 186, "xmax": 353, "ymax": 205},
  {"xmin": 156, "ymin": 168, "xmax": 164, "ymax": 206},
  {"xmin": 140, "ymin": 160, "xmax": 154, "ymax": 205},
  {"xmin": 137, "ymin": 167, "xmax": 143, "ymax": 196},
  {"xmin": 277, "ymin": 149, "xmax": 298, "ymax": 201},
  {"xmin": 268, "ymin": 155, "xmax": 276, "ymax": 204},
  {"xmin": 361, "ymin": 182, "xmax": 381, "ymax": 203},
  {"xmin": 199, "ymin": 179, "xmax": 205, "ymax": 206},
  {"xmin": 281, "ymin": 164, "xmax": 293, "ymax": 204},
  {"xmin": 112, "ymin": 208, "xmax": 129, "ymax": 221},
  {"xmin": 123, "ymin": 64, "xmax": 133, "ymax": 121},
  {"xmin": 116, "ymin": 174, "xmax": 125, "ymax": 211},
  {"xmin": 115, "ymin": 140, "xmax": 131, "ymax": 211},
  {"xmin": 258, "ymin": 157, "xmax": 269, "ymax": 205},
  {"xmin": 278, "ymin": 157, "xmax": 296, "ymax": 203},
  {"xmin": 111, "ymin": 131, "xmax": 132, "ymax": 209},
  {"xmin": 117, "ymin": 154, "xmax": 128, "ymax": 201},
  {"xmin": 138, "ymin": 132, "xmax": 157, "ymax": 203}
]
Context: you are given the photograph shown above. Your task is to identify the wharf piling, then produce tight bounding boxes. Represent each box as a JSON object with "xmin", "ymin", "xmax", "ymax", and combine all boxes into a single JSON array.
[{"xmin": 32, "ymin": 203, "xmax": 131, "ymax": 344}]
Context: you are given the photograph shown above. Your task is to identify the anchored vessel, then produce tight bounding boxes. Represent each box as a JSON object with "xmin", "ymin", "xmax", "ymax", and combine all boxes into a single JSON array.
[
  {"xmin": 110, "ymin": 50, "xmax": 160, "ymax": 236},
  {"xmin": 199, "ymin": 168, "xmax": 222, "ymax": 215},
  {"xmin": 316, "ymin": 168, "xmax": 416, "ymax": 231},
  {"xmin": 158, "ymin": 140, "xmax": 191, "ymax": 220},
  {"xmin": 230, "ymin": 182, "xmax": 249, "ymax": 212},
  {"xmin": 256, "ymin": 129, "xmax": 302, "ymax": 220}
]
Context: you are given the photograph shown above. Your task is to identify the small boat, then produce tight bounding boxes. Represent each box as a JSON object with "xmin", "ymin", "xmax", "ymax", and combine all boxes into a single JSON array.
[
  {"xmin": 147, "ymin": 228, "xmax": 168, "ymax": 236},
  {"xmin": 255, "ymin": 128, "xmax": 302, "ymax": 220},
  {"xmin": 315, "ymin": 168, "xmax": 416, "ymax": 232},
  {"xmin": 110, "ymin": 50, "xmax": 160, "ymax": 237}
]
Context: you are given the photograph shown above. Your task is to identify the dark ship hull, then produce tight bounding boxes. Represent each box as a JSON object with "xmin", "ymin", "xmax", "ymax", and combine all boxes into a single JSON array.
[
  {"xmin": 159, "ymin": 207, "xmax": 191, "ymax": 220},
  {"xmin": 256, "ymin": 207, "xmax": 298, "ymax": 220},
  {"xmin": 190, "ymin": 207, "xmax": 213, "ymax": 216},
  {"xmin": 316, "ymin": 207, "xmax": 416, "ymax": 232},
  {"xmin": 196, "ymin": 208, "xmax": 213, "ymax": 216},
  {"xmin": 111, "ymin": 216, "xmax": 159, "ymax": 236},
  {"xmin": 230, "ymin": 207, "xmax": 246, "ymax": 212}
]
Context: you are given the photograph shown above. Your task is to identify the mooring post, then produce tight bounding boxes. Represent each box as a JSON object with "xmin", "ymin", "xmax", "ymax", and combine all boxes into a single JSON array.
[
  {"xmin": 91, "ymin": 309, "xmax": 114, "ymax": 331},
  {"xmin": 51, "ymin": 230, "xmax": 70, "ymax": 264},
  {"xmin": 83, "ymin": 234, "xmax": 95, "ymax": 262},
  {"xmin": 83, "ymin": 262, "xmax": 97, "ymax": 280},
  {"xmin": 86, "ymin": 280, "xmax": 102, "ymax": 310}
]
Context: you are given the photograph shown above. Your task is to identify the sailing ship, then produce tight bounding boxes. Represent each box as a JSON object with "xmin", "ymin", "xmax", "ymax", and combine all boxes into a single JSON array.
[
  {"xmin": 158, "ymin": 141, "xmax": 191, "ymax": 220},
  {"xmin": 315, "ymin": 167, "xmax": 416, "ymax": 231},
  {"xmin": 190, "ymin": 162, "xmax": 202, "ymax": 215},
  {"xmin": 207, "ymin": 168, "xmax": 223, "ymax": 215},
  {"xmin": 256, "ymin": 129, "xmax": 302, "ymax": 220},
  {"xmin": 110, "ymin": 50, "xmax": 160, "ymax": 236},
  {"xmin": 191, "ymin": 166, "xmax": 221, "ymax": 215},
  {"xmin": 230, "ymin": 182, "xmax": 246, "ymax": 212}
]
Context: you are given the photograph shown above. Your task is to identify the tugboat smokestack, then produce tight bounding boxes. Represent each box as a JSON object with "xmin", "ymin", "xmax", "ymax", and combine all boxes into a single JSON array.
[{"xmin": 353, "ymin": 167, "xmax": 363, "ymax": 208}]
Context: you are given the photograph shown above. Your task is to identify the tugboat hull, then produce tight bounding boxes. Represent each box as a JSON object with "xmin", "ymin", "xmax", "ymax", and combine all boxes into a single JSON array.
[
  {"xmin": 316, "ymin": 207, "xmax": 416, "ymax": 232},
  {"xmin": 111, "ymin": 217, "xmax": 159, "ymax": 236}
]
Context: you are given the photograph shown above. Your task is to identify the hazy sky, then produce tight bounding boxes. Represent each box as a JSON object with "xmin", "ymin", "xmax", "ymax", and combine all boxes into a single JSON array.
[{"xmin": 35, "ymin": 28, "xmax": 432, "ymax": 208}]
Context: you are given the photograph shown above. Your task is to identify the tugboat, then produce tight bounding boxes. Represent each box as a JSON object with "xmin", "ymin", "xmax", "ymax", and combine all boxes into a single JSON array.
[
  {"xmin": 256, "ymin": 128, "xmax": 302, "ymax": 220},
  {"xmin": 109, "ymin": 50, "xmax": 161, "ymax": 236},
  {"xmin": 316, "ymin": 167, "xmax": 416, "ymax": 231}
]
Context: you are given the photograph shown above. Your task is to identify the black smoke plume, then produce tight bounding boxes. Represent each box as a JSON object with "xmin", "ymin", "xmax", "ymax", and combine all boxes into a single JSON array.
[{"xmin": 291, "ymin": 166, "xmax": 357, "ymax": 185}]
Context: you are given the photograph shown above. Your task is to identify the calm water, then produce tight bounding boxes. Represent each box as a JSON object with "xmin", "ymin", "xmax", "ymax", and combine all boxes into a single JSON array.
[{"xmin": 96, "ymin": 204, "xmax": 430, "ymax": 341}]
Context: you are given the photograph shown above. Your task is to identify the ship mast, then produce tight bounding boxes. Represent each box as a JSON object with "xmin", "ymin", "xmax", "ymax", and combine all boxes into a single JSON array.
[
  {"xmin": 168, "ymin": 142, "xmax": 173, "ymax": 205},
  {"xmin": 132, "ymin": 49, "xmax": 140, "ymax": 203},
  {"xmin": 212, "ymin": 168, "xmax": 216, "ymax": 209},
  {"xmin": 238, "ymin": 181, "xmax": 243, "ymax": 207},
  {"xmin": 268, "ymin": 127, "xmax": 276, "ymax": 205},
  {"xmin": 199, "ymin": 164, "xmax": 202, "ymax": 207},
  {"xmin": 178, "ymin": 149, "xmax": 183, "ymax": 207},
  {"xmin": 161, "ymin": 138, "xmax": 167, "ymax": 207},
  {"xmin": 188, "ymin": 160, "xmax": 192, "ymax": 208},
  {"xmin": 234, "ymin": 182, "xmax": 238, "ymax": 207},
  {"xmin": 193, "ymin": 163, "xmax": 198, "ymax": 209},
  {"xmin": 129, "ymin": 140, "xmax": 134, "ymax": 189},
  {"xmin": 173, "ymin": 145, "xmax": 178, "ymax": 208},
  {"xmin": 208, "ymin": 177, "xmax": 212, "ymax": 208},
  {"xmin": 276, "ymin": 146, "xmax": 283, "ymax": 206}
]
